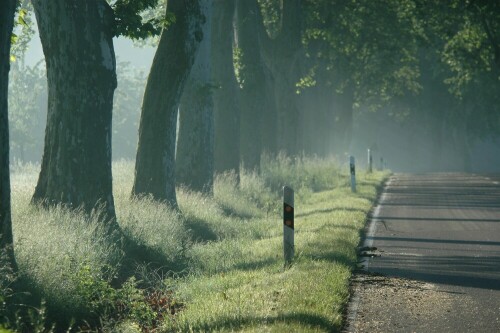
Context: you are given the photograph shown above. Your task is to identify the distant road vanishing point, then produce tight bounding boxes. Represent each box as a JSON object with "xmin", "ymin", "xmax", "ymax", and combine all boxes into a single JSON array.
[{"xmin": 346, "ymin": 173, "xmax": 500, "ymax": 333}]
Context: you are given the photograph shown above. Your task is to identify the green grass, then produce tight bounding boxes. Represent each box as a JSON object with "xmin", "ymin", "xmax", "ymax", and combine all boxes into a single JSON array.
[{"xmin": 6, "ymin": 157, "xmax": 389, "ymax": 332}]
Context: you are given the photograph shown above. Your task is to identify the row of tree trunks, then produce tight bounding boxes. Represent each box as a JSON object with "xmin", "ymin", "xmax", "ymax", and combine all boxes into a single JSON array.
[
  {"xmin": 32, "ymin": 0, "xmax": 120, "ymax": 231},
  {"xmin": 0, "ymin": 0, "xmax": 17, "ymax": 269},
  {"xmin": 132, "ymin": 0, "xmax": 205, "ymax": 206},
  {"xmin": 177, "ymin": 0, "xmax": 214, "ymax": 193}
]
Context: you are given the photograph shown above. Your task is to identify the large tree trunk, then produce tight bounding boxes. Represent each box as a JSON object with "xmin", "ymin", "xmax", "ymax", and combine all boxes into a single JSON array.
[
  {"xmin": 330, "ymin": 84, "xmax": 355, "ymax": 156},
  {"xmin": 300, "ymin": 82, "xmax": 334, "ymax": 157},
  {"xmin": 260, "ymin": 66, "xmax": 278, "ymax": 155},
  {"xmin": 236, "ymin": 0, "xmax": 268, "ymax": 170},
  {"xmin": 0, "ymin": 0, "xmax": 17, "ymax": 270},
  {"xmin": 132, "ymin": 0, "xmax": 204, "ymax": 206},
  {"xmin": 176, "ymin": 0, "xmax": 214, "ymax": 193},
  {"xmin": 32, "ymin": 0, "xmax": 119, "ymax": 229},
  {"xmin": 212, "ymin": 0, "xmax": 240, "ymax": 177},
  {"xmin": 257, "ymin": 0, "xmax": 303, "ymax": 156}
]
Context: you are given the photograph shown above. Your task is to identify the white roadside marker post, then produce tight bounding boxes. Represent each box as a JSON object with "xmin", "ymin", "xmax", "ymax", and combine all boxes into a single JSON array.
[
  {"xmin": 283, "ymin": 186, "xmax": 294, "ymax": 267},
  {"xmin": 350, "ymin": 156, "xmax": 356, "ymax": 193},
  {"xmin": 368, "ymin": 148, "xmax": 373, "ymax": 173}
]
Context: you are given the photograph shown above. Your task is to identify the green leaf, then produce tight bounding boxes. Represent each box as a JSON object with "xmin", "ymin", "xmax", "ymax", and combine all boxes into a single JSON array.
[
  {"xmin": 10, "ymin": 33, "xmax": 18, "ymax": 45},
  {"xmin": 18, "ymin": 8, "xmax": 29, "ymax": 27}
]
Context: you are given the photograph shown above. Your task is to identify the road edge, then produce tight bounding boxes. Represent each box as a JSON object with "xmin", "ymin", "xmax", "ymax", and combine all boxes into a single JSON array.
[{"xmin": 340, "ymin": 174, "xmax": 394, "ymax": 333}]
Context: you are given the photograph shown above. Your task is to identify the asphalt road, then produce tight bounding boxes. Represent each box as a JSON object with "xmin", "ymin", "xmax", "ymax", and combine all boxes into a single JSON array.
[{"xmin": 346, "ymin": 173, "xmax": 500, "ymax": 333}]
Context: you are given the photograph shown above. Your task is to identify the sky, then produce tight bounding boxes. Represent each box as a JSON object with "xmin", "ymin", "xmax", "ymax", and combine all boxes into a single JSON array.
[{"xmin": 25, "ymin": 30, "xmax": 156, "ymax": 70}]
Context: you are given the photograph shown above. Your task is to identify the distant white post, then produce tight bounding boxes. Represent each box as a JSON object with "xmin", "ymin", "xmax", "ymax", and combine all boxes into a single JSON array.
[
  {"xmin": 283, "ymin": 186, "xmax": 294, "ymax": 267},
  {"xmin": 367, "ymin": 149, "xmax": 373, "ymax": 173},
  {"xmin": 350, "ymin": 156, "xmax": 356, "ymax": 192}
]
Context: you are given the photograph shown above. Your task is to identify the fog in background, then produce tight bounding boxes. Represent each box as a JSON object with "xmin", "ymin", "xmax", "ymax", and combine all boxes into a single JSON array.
[{"xmin": 10, "ymin": 29, "xmax": 500, "ymax": 174}]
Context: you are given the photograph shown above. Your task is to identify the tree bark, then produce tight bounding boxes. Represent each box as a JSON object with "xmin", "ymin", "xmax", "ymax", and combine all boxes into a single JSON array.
[
  {"xmin": 236, "ymin": 0, "xmax": 268, "ymax": 170},
  {"xmin": 212, "ymin": 0, "xmax": 241, "ymax": 177},
  {"xmin": 176, "ymin": 0, "xmax": 214, "ymax": 193},
  {"xmin": 0, "ymin": 0, "xmax": 17, "ymax": 270},
  {"xmin": 300, "ymin": 83, "xmax": 334, "ymax": 157},
  {"xmin": 330, "ymin": 84, "xmax": 355, "ymax": 155},
  {"xmin": 132, "ymin": 0, "xmax": 204, "ymax": 206},
  {"xmin": 258, "ymin": 0, "xmax": 303, "ymax": 156},
  {"xmin": 31, "ymin": 0, "xmax": 119, "ymax": 228}
]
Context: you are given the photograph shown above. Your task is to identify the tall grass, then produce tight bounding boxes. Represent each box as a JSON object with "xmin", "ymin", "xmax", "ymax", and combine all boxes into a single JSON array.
[{"xmin": 6, "ymin": 156, "xmax": 389, "ymax": 332}]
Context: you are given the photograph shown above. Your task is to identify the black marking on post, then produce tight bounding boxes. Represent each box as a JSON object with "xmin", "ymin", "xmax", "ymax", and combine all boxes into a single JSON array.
[
  {"xmin": 350, "ymin": 155, "xmax": 356, "ymax": 192},
  {"xmin": 368, "ymin": 149, "xmax": 373, "ymax": 173},
  {"xmin": 283, "ymin": 186, "xmax": 294, "ymax": 266},
  {"xmin": 284, "ymin": 203, "xmax": 294, "ymax": 229}
]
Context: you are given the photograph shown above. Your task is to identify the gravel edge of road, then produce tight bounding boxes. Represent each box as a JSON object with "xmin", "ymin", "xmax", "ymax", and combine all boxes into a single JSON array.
[{"xmin": 340, "ymin": 175, "xmax": 392, "ymax": 333}]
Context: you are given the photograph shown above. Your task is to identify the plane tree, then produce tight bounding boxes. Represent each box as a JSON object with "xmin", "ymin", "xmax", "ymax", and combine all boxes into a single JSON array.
[
  {"xmin": 176, "ymin": 0, "xmax": 215, "ymax": 193},
  {"xmin": 31, "ymin": 0, "xmax": 123, "ymax": 229},
  {"xmin": 212, "ymin": 0, "xmax": 241, "ymax": 178},
  {"xmin": 0, "ymin": 0, "xmax": 17, "ymax": 270},
  {"xmin": 30, "ymin": 0, "xmax": 165, "ymax": 228},
  {"xmin": 132, "ymin": 0, "xmax": 206, "ymax": 206},
  {"xmin": 257, "ymin": 0, "xmax": 303, "ymax": 156},
  {"xmin": 236, "ymin": 0, "xmax": 274, "ymax": 170}
]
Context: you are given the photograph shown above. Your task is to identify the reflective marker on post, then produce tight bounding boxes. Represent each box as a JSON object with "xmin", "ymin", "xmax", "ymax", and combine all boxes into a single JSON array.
[
  {"xmin": 283, "ymin": 186, "xmax": 294, "ymax": 267},
  {"xmin": 368, "ymin": 149, "xmax": 372, "ymax": 173},
  {"xmin": 350, "ymin": 156, "xmax": 356, "ymax": 192}
]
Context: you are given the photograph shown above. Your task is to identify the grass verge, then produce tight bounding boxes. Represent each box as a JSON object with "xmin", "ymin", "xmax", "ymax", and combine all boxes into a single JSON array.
[{"xmin": 6, "ymin": 157, "xmax": 388, "ymax": 332}]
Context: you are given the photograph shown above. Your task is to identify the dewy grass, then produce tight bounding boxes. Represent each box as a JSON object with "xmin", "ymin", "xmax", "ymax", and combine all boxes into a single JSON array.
[
  {"xmin": 161, "ymin": 161, "xmax": 389, "ymax": 332},
  {"xmin": 11, "ymin": 165, "xmax": 123, "ymax": 321},
  {"xmin": 8, "ymin": 157, "xmax": 388, "ymax": 332}
]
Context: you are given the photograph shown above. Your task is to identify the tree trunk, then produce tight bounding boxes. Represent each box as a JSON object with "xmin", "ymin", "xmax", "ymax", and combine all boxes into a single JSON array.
[
  {"xmin": 132, "ymin": 0, "xmax": 204, "ymax": 206},
  {"xmin": 458, "ymin": 103, "xmax": 473, "ymax": 172},
  {"xmin": 330, "ymin": 84, "xmax": 355, "ymax": 156},
  {"xmin": 258, "ymin": 0, "xmax": 303, "ymax": 156},
  {"xmin": 236, "ymin": 0, "xmax": 268, "ymax": 170},
  {"xmin": 32, "ymin": 0, "xmax": 118, "ymax": 228},
  {"xmin": 260, "ymin": 66, "xmax": 278, "ymax": 155},
  {"xmin": 301, "ymin": 83, "xmax": 333, "ymax": 157},
  {"xmin": 0, "ymin": 0, "xmax": 17, "ymax": 270},
  {"xmin": 212, "ymin": 0, "xmax": 240, "ymax": 177},
  {"xmin": 176, "ymin": 0, "xmax": 214, "ymax": 193}
]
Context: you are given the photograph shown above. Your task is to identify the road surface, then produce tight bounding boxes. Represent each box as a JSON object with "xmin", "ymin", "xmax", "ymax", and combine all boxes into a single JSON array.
[{"xmin": 345, "ymin": 173, "xmax": 500, "ymax": 333}]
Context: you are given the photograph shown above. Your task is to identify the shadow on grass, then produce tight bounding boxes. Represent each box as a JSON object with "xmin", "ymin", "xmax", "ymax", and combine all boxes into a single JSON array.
[
  {"xmin": 301, "ymin": 239, "xmax": 357, "ymax": 268},
  {"xmin": 296, "ymin": 207, "xmax": 366, "ymax": 218},
  {"xmin": 13, "ymin": 274, "xmax": 92, "ymax": 332},
  {"xmin": 233, "ymin": 257, "xmax": 278, "ymax": 272},
  {"xmin": 304, "ymin": 250, "xmax": 354, "ymax": 268},
  {"xmin": 218, "ymin": 204, "xmax": 258, "ymax": 220},
  {"xmin": 184, "ymin": 217, "xmax": 219, "ymax": 243},
  {"xmin": 301, "ymin": 224, "xmax": 359, "ymax": 235},
  {"xmin": 183, "ymin": 312, "xmax": 339, "ymax": 332},
  {"xmin": 119, "ymin": 233, "xmax": 189, "ymax": 277}
]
